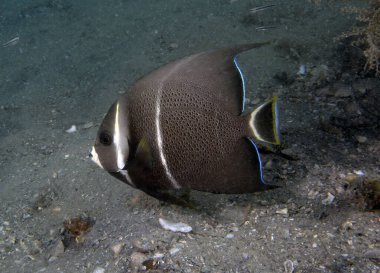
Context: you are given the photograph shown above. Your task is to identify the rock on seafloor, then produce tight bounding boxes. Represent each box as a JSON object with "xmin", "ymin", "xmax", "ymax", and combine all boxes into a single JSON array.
[
  {"xmin": 130, "ymin": 251, "xmax": 149, "ymax": 270},
  {"xmin": 111, "ymin": 242, "xmax": 124, "ymax": 256},
  {"xmin": 93, "ymin": 267, "xmax": 105, "ymax": 273}
]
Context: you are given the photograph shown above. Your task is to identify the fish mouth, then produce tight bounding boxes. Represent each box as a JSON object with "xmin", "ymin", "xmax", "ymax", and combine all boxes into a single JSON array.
[{"xmin": 110, "ymin": 169, "xmax": 135, "ymax": 187}]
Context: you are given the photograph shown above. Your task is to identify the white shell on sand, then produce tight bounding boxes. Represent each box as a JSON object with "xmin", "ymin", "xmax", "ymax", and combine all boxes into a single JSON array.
[
  {"xmin": 159, "ymin": 218, "xmax": 192, "ymax": 233},
  {"xmin": 65, "ymin": 125, "xmax": 77, "ymax": 133}
]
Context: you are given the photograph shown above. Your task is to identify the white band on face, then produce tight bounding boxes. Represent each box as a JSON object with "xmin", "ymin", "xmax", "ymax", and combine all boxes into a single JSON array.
[
  {"xmin": 114, "ymin": 102, "xmax": 127, "ymax": 170},
  {"xmin": 91, "ymin": 146, "xmax": 103, "ymax": 169}
]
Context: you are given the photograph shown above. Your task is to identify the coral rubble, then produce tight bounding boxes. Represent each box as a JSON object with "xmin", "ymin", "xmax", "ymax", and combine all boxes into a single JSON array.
[{"xmin": 340, "ymin": 0, "xmax": 380, "ymax": 76}]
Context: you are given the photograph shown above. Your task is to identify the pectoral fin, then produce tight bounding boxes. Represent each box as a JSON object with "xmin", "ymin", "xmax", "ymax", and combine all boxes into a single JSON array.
[{"xmin": 133, "ymin": 137, "xmax": 153, "ymax": 169}]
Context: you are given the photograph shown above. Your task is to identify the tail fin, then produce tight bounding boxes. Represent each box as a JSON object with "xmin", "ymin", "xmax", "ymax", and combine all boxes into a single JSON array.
[{"xmin": 248, "ymin": 97, "xmax": 280, "ymax": 145}]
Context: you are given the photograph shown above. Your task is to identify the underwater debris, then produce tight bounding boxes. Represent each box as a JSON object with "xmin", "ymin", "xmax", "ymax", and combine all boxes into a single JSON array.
[
  {"xmin": 49, "ymin": 240, "xmax": 65, "ymax": 261},
  {"xmin": 132, "ymin": 238, "xmax": 154, "ymax": 253},
  {"xmin": 158, "ymin": 218, "xmax": 192, "ymax": 233},
  {"xmin": 2, "ymin": 36, "xmax": 19, "ymax": 47},
  {"xmin": 363, "ymin": 249, "xmax": 380, "ymax": 263},
  {"xmin": 241, "ymin": 4, "xmax": 276, "ymax": 29},
  {"xmin": 62, "ymin": 216, "xmax": 94, "ymax": 246},
  {"xmin": 82, "ymin": 121, "xmax": 94, "ymax": 129},
  {"xmin": 65, "ymin": 125, "xmax": 77, "ymax": 133},
  {"xmin": 142, "ymin": 258, "xmax": 159, "ymax": 270},
  {"xmin": 308, "ymin": 65, "xmax": 335, "ymax": 88},
  {"xmin": 284, "ymin": 259, "xmax": 295, "ymax": 273},
  {"xmin": 93, "ymin": 267, "xmax": 105, "ymax": 273},
  {"xmin": 255, "ymin": 26, "xmax": 277, "ymax": 31},
  {"xmin": 297, "ymin": 64, "xmax": 307, "ymax": 76},
  {"xmin": 338, "ymin": 0, "xmax": 380, "ymax": 77},
  {"xmin": 250, "ymin": 4, "xmax": 276, "ymax": 14},
  {"xmin": 130, "ymin": 251, "xmax": 149, "ymax": 271},
  {"xmin": 32, "ymin": 188, "xmax": 58, "ymax": 211},
  {"xmin": 322, "ymin": 192, "xmax": 335, "ymax": 205},
  {"xmin": 276, "ymin": 207, "xmax": 288, "ymax": 215},
  {"xmin": 343, "ymin": 175, "xmax": 380, "ymax": 210}
]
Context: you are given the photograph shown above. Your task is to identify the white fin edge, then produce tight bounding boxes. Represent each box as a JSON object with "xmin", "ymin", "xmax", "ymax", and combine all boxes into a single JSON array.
[
  {"xmin": 249, "ymin": 101, "xmax": 268, "ymax": 143},
  {"xmin": 249, "ymin": 98, "xmax": 280, "ymax": 145}
]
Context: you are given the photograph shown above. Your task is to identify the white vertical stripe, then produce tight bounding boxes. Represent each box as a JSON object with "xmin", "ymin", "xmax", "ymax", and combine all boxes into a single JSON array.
[
  {"xmin": 153, "ymin": 56, "xmax": 198, "ymax": 189},
  {"xmin": 114, "ymin": 103, "xmax": 135, "ymax": 186},
  {"xmin": 114, "ymin": 103, "xmax": 127, "ymax": 170},
  {"xmin": 155, "ymin": 84, "xmax": 181, "ymax": 189}
]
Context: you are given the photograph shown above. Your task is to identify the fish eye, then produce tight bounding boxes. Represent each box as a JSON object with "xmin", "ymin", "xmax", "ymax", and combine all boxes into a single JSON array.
[{"xmin": 99, "ymin": 131, "xmax": 112, "ymax": 146}]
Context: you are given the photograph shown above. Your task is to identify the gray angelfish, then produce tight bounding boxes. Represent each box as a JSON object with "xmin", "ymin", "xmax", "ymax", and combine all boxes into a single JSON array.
[{"xmin": 90, "ymin": 42, "xmax": 280, "ymax": 203}]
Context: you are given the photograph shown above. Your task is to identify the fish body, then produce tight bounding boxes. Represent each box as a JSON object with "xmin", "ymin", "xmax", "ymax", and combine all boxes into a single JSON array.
[{"xmin": 91, "ymin": 43, "xmax": 280, "ymax": 201}]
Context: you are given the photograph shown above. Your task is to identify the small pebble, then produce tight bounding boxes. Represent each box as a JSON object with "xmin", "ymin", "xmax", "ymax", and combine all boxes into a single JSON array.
[
  {"xmin": 230, "ymin": 226, "xmax": 239, "ymax": 232},
  {"xmin": 168, "ymin": 43, "xmax": 179, "ymax": 50},
  {"xmin": 111, "ymin": 242, "xmax": 124, "ymax": 256},
  {"xmin": 52, "ymin": 207, "xmax": 61, "ymax": 214},
  {"xmin": 51, "ymin": 240, "xmax": 65, "ymax": 258},
  {"xmin": 363, "ymin": 249, "xmax": 380, "ymax": 261},
  {"xmin": 354, "ymin": 170, "xmax": 365, "ymax": 176},
  {"xmin": 276, "ymin": 208, "xmax": 288, "ymax": 215},
  {"xmin": 356, "ymin": 135, "xmax": 367, "ymax": 143},
  {"xmin": 130, "ymin": 252, "xmax": 148, "ymax": 270},
  {"xmin": 225, "ymin": 233, "xmax": 234, "ymax": 239},
  {"xmin": 93, "ymin": 267, "xmax": 105, "ymax": 273},
  {"xmin": 132, "ymin": 239, "xmax": 153, "ymax": 253},
  {"xmin": 345, "ymin": 102, "xmax": 361, "ymax": 114},
  {"xmin": 169, "ymin": 247, "xmax": 181, "ymax": 256},
  {"xmin": 65, "ymin": 125, "xmax": 77, "ymax": 133},
  {"xmin": 264, "ymin": 159, "xmax": 275, "ymax": 170},
  {"xmin": 308, "ymin": 190, "xmax": 319, "ymax": 199},
  {"xmin": 322, "ymin": 192, "xmax": 335, "ymax": 205},
  {"xmin": 284, "ymin": 259, "xmax": 294, "ymax": 273},
  {"xmin": 334, "ymin": 89, "xmax": 351, "ymax": 97},
  {"xmin": 334, "ymin": 84, "xmax": 352, "ymax": 97},
  {"xmin": 242, "ymin": 253, "xmax": 250, "ymax": 260},
  {"xmin": 281, "ymin": 228, "xmax": 291, "ymax": 239},
  {"xmin": 169, "ymin": 243, "xmax": 185, "ymax": 256},
  {"xmin": 345, "ymin": 173, "xmax": 363, "ymax": 184},
  {"xmin": 153, "ymin": 252, "xmax": 164, "ymax": 259},
  {"xmin": 281, "ymin": 148, "xmax": 297, "ymax": 158},
  {"xmin": 82, "ymin": 122, "xmax": 94, "ymax": 129},
  {"xmin": 297, "ymin": 64, "xmax": 306, "ymax": 76},
  {"xmin": 342, "ymin": 221, "xmax": 353, "ymax": 230},
  {"xmin": 22, "ymin": 213, "xmax": 31, "ymax": 220}
]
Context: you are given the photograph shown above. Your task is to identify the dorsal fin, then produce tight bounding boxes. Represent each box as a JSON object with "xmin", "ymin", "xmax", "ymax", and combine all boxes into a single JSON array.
[{"xmin": 133, "ymin": 42, "xmax": 271, "ymax": 116}]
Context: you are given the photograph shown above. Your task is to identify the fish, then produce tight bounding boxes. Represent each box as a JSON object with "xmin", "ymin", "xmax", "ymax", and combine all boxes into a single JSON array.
[{"xmin": 90, "ymin": 42, "xmax": 280, "ymax": 203}]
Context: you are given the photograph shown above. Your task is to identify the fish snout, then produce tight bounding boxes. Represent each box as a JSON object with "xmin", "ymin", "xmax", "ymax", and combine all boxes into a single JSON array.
[{"xmin": 90, "ymin": 146, "xmax": 104, "ymax": 169}]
